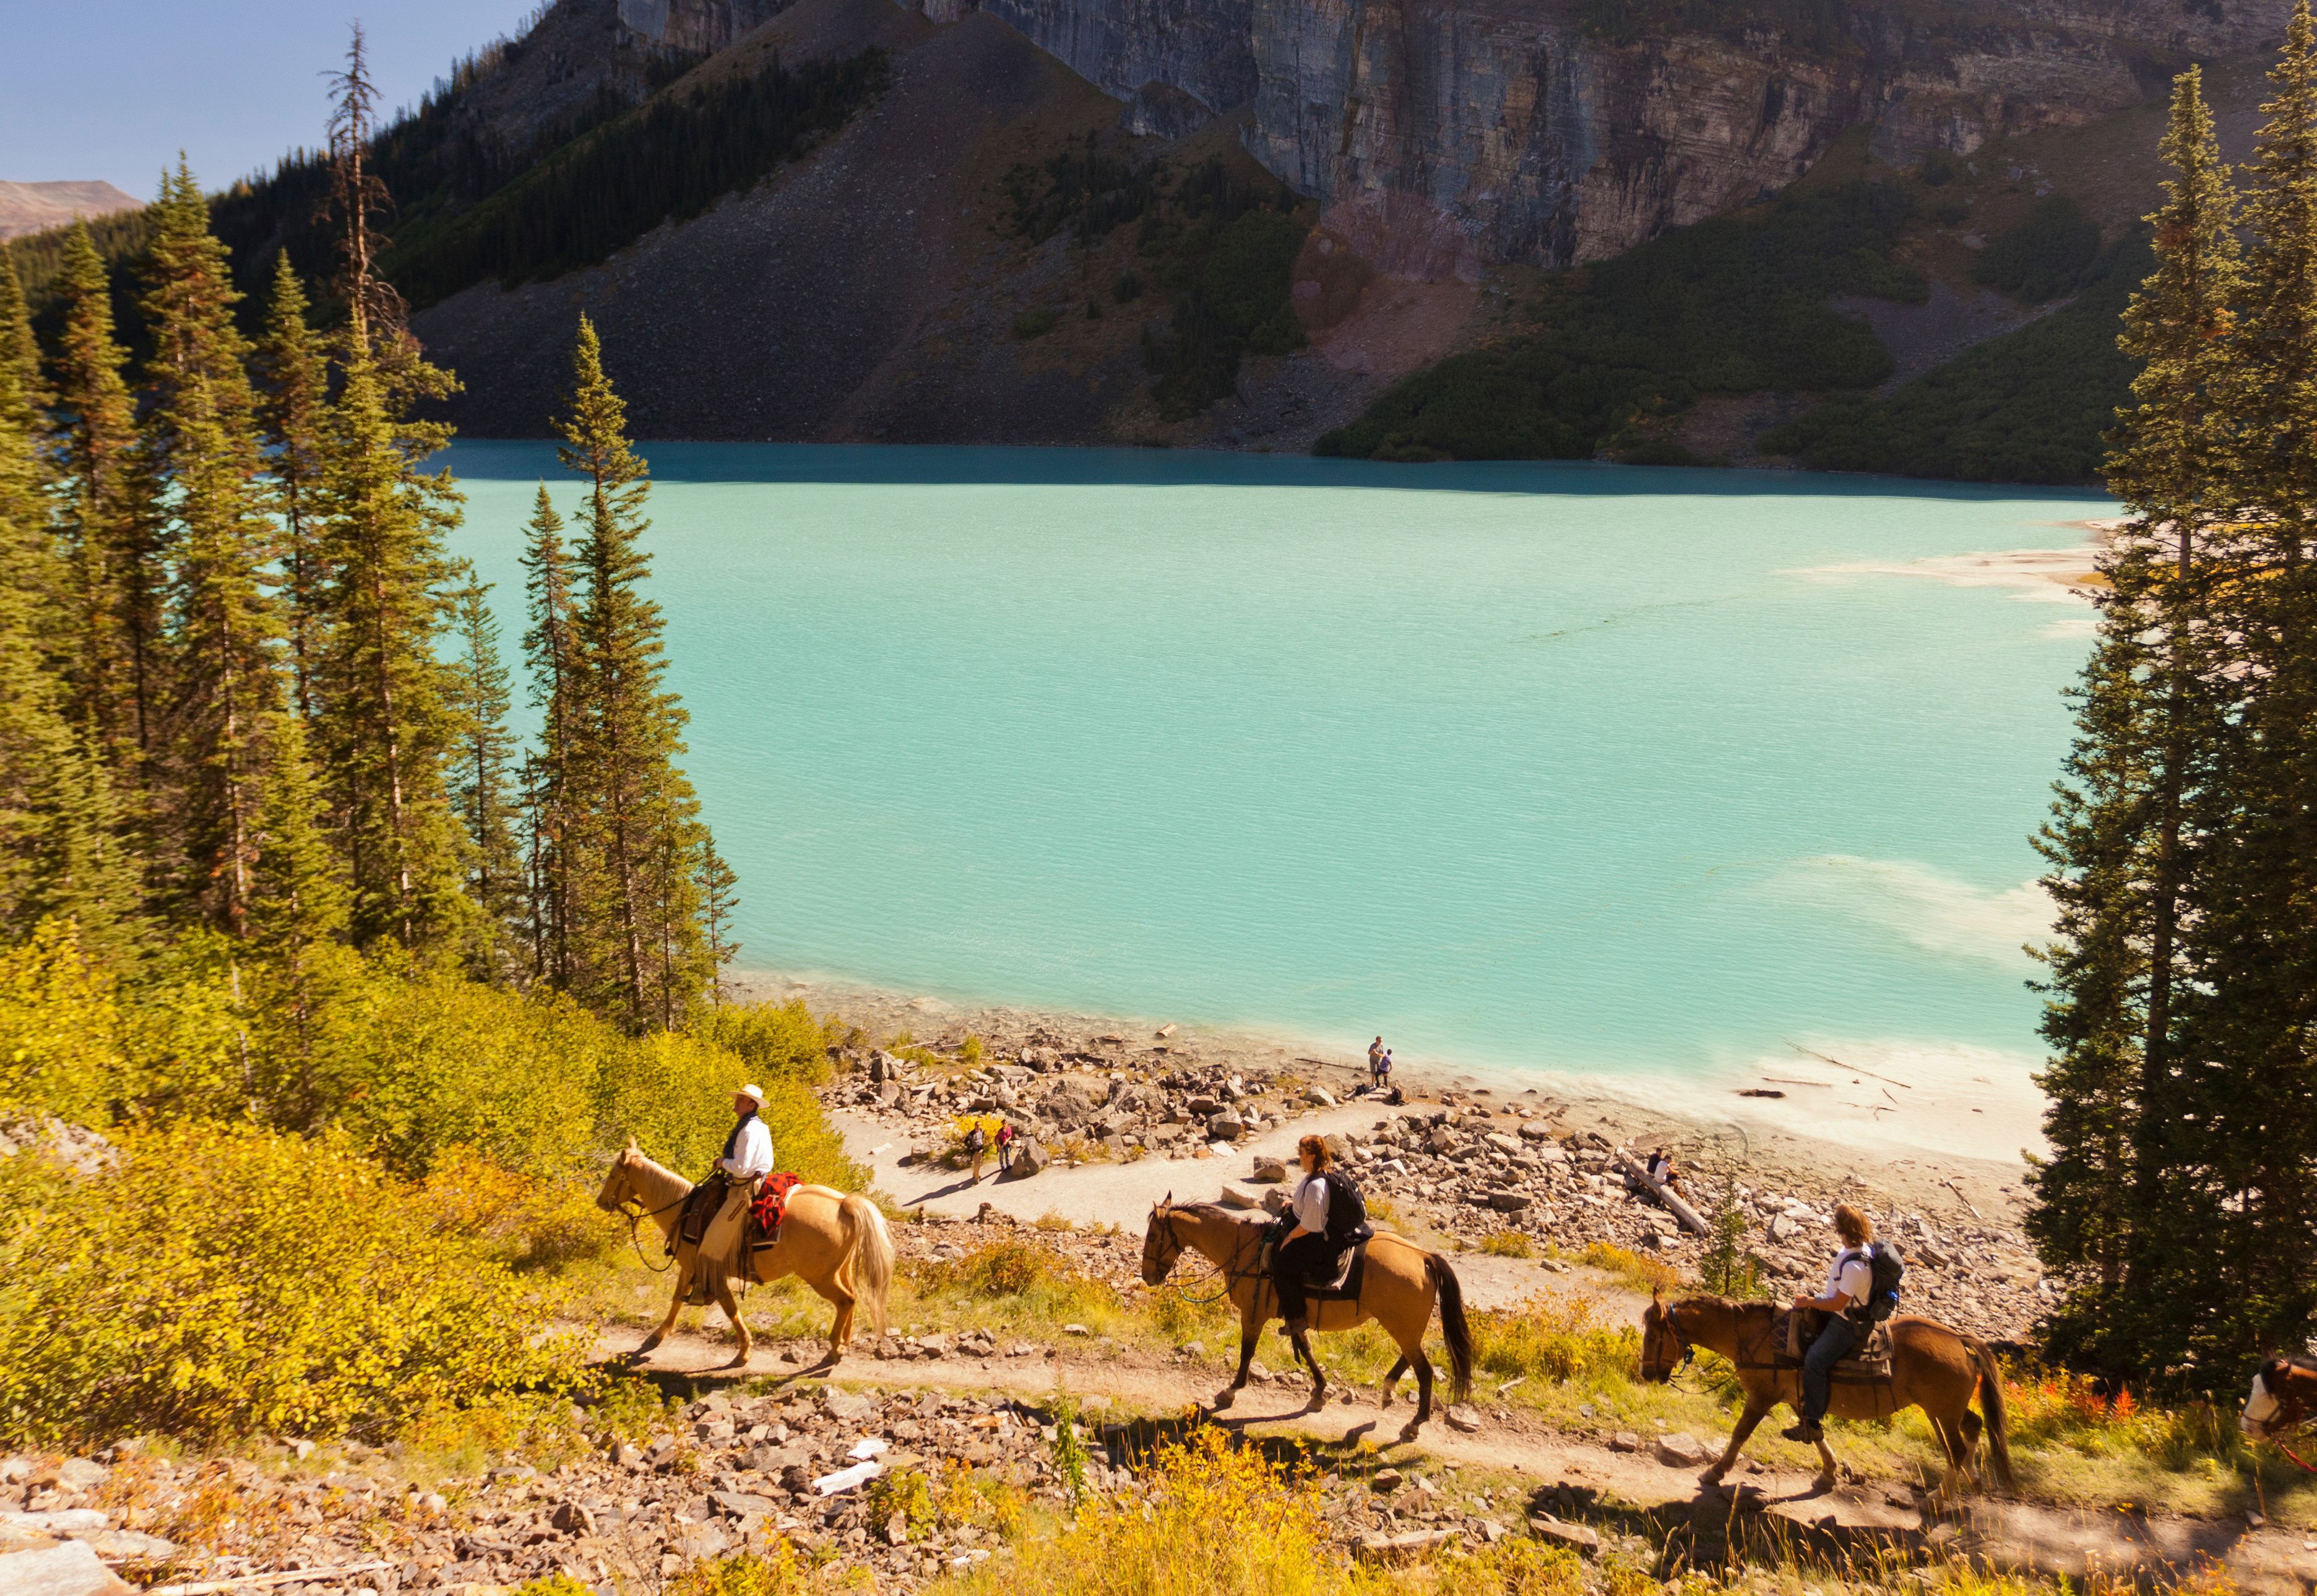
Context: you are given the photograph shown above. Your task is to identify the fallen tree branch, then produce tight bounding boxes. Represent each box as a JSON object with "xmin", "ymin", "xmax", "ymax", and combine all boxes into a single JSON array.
[{"xmin": 145, "ymin": 1561, "xmax": 396, "ymax": 1595}]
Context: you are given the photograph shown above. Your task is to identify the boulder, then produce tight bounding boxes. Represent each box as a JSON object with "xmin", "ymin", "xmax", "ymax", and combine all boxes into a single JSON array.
[
  {"xmin": 1445, "ymin": 1405, "xmax": 1482, "ymax": 1432},
  {"xmin": 1218, "ymin": 1186, "xmax": 1258, "ymax": 1210},
  {"xmin": 1527, "ymin": 1514, "xmax": 1601, "ymax": 1557},
  {"xmin": 1188, "ymin": 1096, "xmax": 1223, "ymax": 1118},
  {"xmin": 553, "ymin": 1501, "xmax": 598, "ymax": 1535},
  {"xmin": 0, "ymin": 1541, "xmax": 128, "ymax": 1596},
  {"xmin": 1011, "ymin": 1138, "xmax": 1051, "ymax": 1176},
  {"xmin": 1484, "ymin": 1132, "xmax": 1524, "ymax": 1157},
  {"xmin": 1249, "ymin": 1155, "xmax": 1288, "ymax": 1183},
  {"xmin": 1608, "ymin": 1431, "xmax": 1642, "ymax": 1453},
  {"xmin": 710, "ymin": 1490, "xmax": 779, "ymax": 1518},
  {"xmin": 1485, "ymin": 1192, "xmax": 1532, "ymax": 1213},
  {"xmin": 822, "ymin": 1387, "xmax": 872, "ymax": 1422},
  {"xmin": 1370, "ymin": 1468, "xmax": 1404, "ymax": 1492},
  {"xmin": 1358, "ymin": 1529, "xmax": 1459, "ymax": 1565},
  {"xmin": 1655, "ymin": 1433, "xmax": 1707, "ymax": 1468},
  {"xmin": 1208, "ymin": 1113, "xmax": 1245, "ymax": 1141},
  {"xmin": 1304, "ymin": 1085, "xmax": 1336, "ymax": 1107}
]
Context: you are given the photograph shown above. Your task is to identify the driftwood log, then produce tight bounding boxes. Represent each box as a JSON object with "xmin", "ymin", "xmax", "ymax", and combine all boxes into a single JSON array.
[{"xmin": 1589, "ymin": 1135, "xmax": 1710, "ymax": 1235}]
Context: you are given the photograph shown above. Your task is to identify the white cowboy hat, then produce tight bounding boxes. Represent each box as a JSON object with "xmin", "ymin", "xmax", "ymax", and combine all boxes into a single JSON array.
[{"xmin": 736, "ymin": 1083, "xmax": 765, "ymax": 1105}]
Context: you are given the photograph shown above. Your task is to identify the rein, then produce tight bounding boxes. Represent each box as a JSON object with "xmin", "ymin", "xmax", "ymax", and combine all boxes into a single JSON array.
[
  {"xmin": 1155, "ymin": 1209, "xmax": 1262, "ymax": 1307},
  {"xmin": 619, "ymin": 1189, "xmax": 691, "ymax": 1275}
]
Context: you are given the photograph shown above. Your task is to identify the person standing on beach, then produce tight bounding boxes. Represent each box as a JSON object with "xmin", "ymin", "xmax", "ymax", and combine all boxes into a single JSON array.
[
  {"xmin": 996, "ymin": 1121, "xmax": 1016, "ymax": 1176},
  {"xmin": 965, "ymin": 1119, "xmax": 989, "ymax": 1183},
  {"xmin": 1368, "ymin": 1037, "xmax": 1386, "ymax": 1086}
]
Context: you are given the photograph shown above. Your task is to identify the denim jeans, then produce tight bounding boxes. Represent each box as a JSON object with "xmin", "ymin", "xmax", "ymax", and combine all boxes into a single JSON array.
[{"xmin": 1800, "ymin": 1313, "xmax": 1859, "ymax": 1423}]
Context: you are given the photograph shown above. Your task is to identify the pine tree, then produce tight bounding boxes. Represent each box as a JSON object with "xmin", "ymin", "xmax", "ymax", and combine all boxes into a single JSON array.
[
  {"xmin": 50, "ymin": 222, "xmax": 152, "ymax": 772},
  {"xmin": 555, "ymin": 317, "xmax": 715, "ymax": 1031},
  {"xmin": 0, "ymin": 250, "xmax": 46, "ymax": 428},
  {"xmin": 255, "ymin": 252, "xmax": 332, "ymax": 723},
  {"xmin": 699, "ymin": 837, "xmax": 740, "ymax": 1004},
  {"xmin": 247, "ymin": 711, "xmax": 358, "ymax": 1129},
  {"xmin": 2030, "ymin": 66, "xmax": 2245, "ymax": 1378},
  {"xmin": 142, "ymin": 160, "xmax": 282, "ymax": 936},
  {"xmin": 311, "ymin": 342, "xmax": 470, "ymax": 951},
  {"xmin": 444, "ymin": 565, "xmax": 523, "ymax": 962},
  {"xmin": 519, "ymin": 486, "xmax": 578, "ymax": 986},
  {"xmin": 2161, "ymin": 11, "xmax": 2317, "ymax": 1373},
  {"xmin": 0, "ymin": 254, "xmax": 141, "ymax": 957}
]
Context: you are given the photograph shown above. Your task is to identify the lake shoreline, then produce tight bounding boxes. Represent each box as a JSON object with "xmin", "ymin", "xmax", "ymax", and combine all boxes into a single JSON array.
[{"xmin": 733, "ymin": 965, "xmax": 2042, "ymax": 1227}]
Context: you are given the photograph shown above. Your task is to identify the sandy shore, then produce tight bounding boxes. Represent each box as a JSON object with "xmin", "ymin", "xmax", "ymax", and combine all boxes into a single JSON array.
[{"xmin": 734, "ymin": 968, "xmax": 2041, "ymax": 1225}]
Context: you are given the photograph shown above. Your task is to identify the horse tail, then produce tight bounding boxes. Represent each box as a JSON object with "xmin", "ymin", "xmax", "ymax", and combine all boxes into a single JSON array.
[
  {"xmin": 1428, "ymin": 1253, "xmax": 1475, "ymax": 1402},
  {"xmin": 1970, "ymin": 1335, "xmax": 2014, "ymax": 1491},
  {"xmin": 844, "ymin": 1194, "xmax": 895, "ymax": 1335}
]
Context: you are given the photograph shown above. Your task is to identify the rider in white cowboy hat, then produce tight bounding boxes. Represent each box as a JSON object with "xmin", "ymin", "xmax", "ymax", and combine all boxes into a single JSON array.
[{"xmin": 689, "ymin": 1085, "xmax": 774, "ymax": 1295}]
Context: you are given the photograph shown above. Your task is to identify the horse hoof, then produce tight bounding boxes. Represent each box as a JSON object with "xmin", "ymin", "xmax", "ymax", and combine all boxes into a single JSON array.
[
  {"xmin": 1813, "ymin": 1473, "xmax": 1837, "ymax": 1493},
  {"xmin": 723, "ymin": 1352, "xmax": 751, "ymax": 1370},
  {"xmin": 1397, "ymin": 1421, "xmax": 1422, "ymax": 1444},
  {"xmin": 1212, "ymin": 1391, "xmax": 1237, "ymax": 1412},
  {"xmin": 1306, "ymin": 1391, "xmax": 1329, "ymax": 1413}
]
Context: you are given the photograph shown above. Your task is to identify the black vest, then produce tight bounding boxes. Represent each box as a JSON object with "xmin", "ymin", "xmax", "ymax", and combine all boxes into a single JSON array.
[{"xmin": 721, "ymin": 1110, "xmax": 758, "ymax": 1163}]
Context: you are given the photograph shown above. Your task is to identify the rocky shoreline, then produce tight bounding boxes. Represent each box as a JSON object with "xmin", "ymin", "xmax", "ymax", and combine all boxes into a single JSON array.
[{"xmin": 808, "ymin": 991, "xmax": 2050, "ymax": 1346}]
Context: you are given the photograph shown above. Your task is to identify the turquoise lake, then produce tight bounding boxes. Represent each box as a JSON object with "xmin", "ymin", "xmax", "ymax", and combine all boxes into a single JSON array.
[{"xmin": 447, "ymin": 443, "xmax": 2108, "ymax": 1144}]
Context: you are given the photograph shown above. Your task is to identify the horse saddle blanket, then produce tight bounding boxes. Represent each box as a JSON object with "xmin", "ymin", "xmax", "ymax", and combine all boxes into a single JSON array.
[
  {"xmin": 1744, "ymin": 1311, "xmax": 1893, "ymax": 1382},
  {"xmin": 746, "ymin": 1173, "xmax": 804, "ymax": 1251}
]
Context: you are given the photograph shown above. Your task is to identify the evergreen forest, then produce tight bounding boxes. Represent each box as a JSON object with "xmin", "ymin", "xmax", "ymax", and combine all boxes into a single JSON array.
[
  {"xmin": 2029, "ymin": 15, "xmax": 2317, "ymax": 1386},
  {"xmin": 0, "ymin": 38, "xmax": 852, "ymax": 1446}
]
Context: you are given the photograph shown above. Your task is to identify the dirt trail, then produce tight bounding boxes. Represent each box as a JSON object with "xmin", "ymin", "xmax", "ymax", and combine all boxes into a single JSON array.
[{"xmin": 603, "ymin": 1325, "xmax": 2316, "ymax": 1594}]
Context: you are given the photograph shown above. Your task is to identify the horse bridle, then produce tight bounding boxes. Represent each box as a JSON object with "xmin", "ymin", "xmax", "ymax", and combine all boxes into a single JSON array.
[
  {"xmin": 613, "ymin": 1163, "xmax": 691, "ymax": 1275},
  {"xmin": 1144, "ymin": 1201, "xmax": 1259, "ymax": 1307},
  {"xmin": 1642, "ymin": 1302, "xmax": 1696, "ymax": 1383}
]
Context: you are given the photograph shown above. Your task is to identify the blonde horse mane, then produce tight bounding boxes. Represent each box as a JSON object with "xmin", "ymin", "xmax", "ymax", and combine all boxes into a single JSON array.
[{"xmin": 598, "ymin": 1144, "xmax": 693, "ymax": 1231}]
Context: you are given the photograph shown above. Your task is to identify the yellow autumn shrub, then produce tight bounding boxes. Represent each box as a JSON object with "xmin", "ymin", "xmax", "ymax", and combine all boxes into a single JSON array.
[{"xmin": 0, "ymin": 1121, "xmax": 584, "ymax": 1445}]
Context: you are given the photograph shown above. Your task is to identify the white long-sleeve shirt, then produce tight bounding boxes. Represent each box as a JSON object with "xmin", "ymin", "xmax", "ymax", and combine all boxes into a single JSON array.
[{"xmin": 719, "ymin": 1115, "xmax": 774, "ymax": 1180}]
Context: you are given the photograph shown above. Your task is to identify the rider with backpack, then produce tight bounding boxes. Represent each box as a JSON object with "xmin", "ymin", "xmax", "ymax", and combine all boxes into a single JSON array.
[
  {"xmin": 1783, "ymin": 1203, "xmax": 1902, "ymax": 1443},
  {"xmin": 1271, "ymin": 1133, "xmax": 1373, "ymax": 1335}
]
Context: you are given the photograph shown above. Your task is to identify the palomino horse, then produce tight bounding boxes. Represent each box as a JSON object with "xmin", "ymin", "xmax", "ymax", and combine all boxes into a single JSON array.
[
  {"xmin": 595, "ymin": 1141, "xmax": 893, "ymax": 1368},
  {"xmin": 1140, "ymin": 1198, "xmax": 1473, "ymax": 1441},
  {"xmin": 2241, "ymin": 1352, "xmax": 2317, "ymax": 1459},
  {"xmin": 1641, "ymin": 1294, "xmax": 2013, "ymax": 1498}
]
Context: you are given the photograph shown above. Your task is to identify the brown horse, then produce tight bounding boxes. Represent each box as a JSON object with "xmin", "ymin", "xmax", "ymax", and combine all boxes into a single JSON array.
[
  {"xmin": 595, "ymin": 1142, "xmax": 893, "ymax": 1368},
  {"xmin": 1640, "ymin": 1293, "xmax": 2013, "ymax": 1498},
  {"xmin": 1140, "ymin": 1197, "xmax": 1473, "ymax": 1441},
  {"xmin": 2241, "ymin": 1352, "xmax": 2317, "ymax": 1451}
]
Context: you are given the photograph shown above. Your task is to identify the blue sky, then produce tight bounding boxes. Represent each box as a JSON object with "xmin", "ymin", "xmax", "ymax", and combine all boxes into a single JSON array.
[{"xmin": 3, "ymin": 2, "xmax": 544, "ymax": 195}]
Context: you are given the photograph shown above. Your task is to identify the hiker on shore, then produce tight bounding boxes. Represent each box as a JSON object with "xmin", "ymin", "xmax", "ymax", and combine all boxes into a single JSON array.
[
  {"xmin": 1368, "ymin": 1037, "xmax": 1386, "ymax": 1086},
  {"xmin": 1646, "ymin": 1145, "xmax": 1681, "ymax": 1192},
  {"xmin": 965, "ymin": 1119, "xmax": 989, "ymax": 1183},
  {"xmin": 996, "ymin": 1121, "xmax": 1016, "ymax": 1175},
  {"xmin": 1782, "ymin": 1203, "xmax": 1876, "ymax": 1443}
]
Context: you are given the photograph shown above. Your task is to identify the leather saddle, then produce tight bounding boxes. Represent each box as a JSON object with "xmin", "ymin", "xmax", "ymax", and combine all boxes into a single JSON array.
[
  {"xmin": 1743, "ymin": 1309, "xmax": 1894, "ymax": 1382},
  {"xmin": 1259, "ymin": 1238, "xmax": 1369, "ymax": 1301}
]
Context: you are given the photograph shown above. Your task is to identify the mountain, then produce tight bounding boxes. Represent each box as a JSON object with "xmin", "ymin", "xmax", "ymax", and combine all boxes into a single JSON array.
[
  {"xmin": 0, "ymin": 179, "xmax": 142, "ymax": 241},
  {"xmin": 6, "ymin": 0, "xmax": 2299, "ymax": 477}
]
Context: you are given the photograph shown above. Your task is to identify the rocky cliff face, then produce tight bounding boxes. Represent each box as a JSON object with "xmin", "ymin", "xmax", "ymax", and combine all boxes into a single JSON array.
[{"xmin": 892, "ymin": 0, "xmax": 2296, "ymax": 274}]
